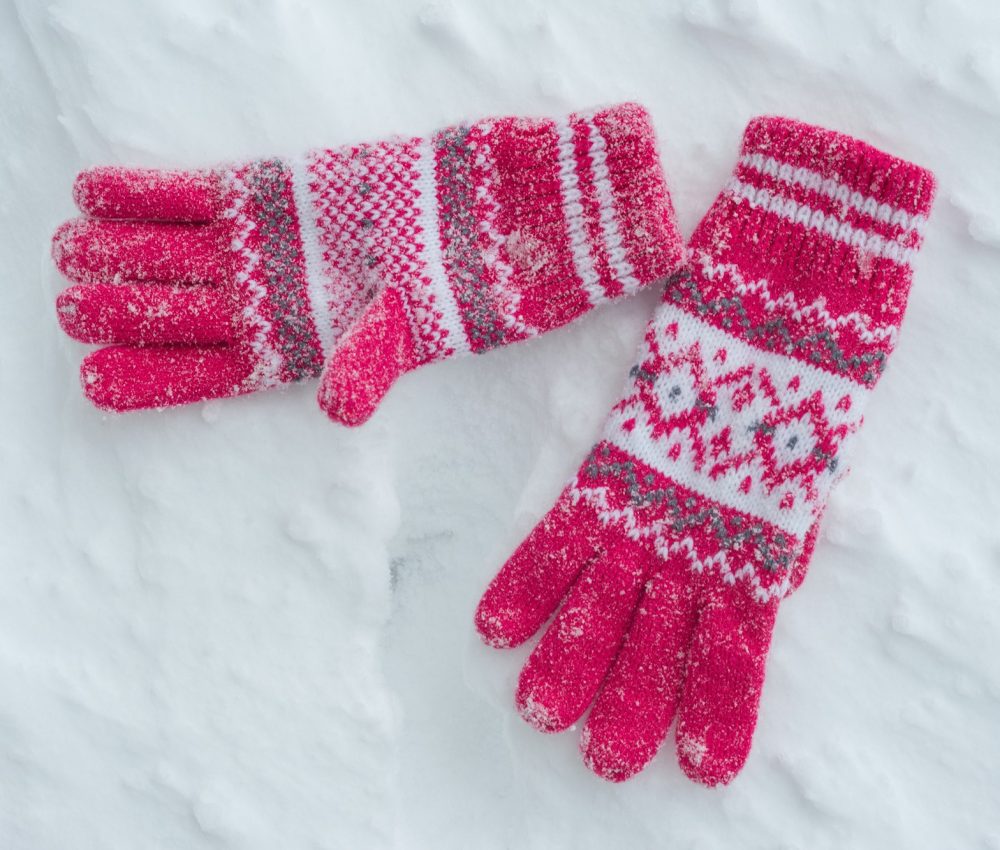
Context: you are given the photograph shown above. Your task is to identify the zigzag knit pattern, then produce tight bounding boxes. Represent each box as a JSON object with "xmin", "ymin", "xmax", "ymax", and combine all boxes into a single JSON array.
[
  {"xmin": 574, "ymin": 117, "xmax": 935, "ymax": 599},
  {"xmin": 476, "ymin": 116, "xmax": 935, "ymax": 789}
]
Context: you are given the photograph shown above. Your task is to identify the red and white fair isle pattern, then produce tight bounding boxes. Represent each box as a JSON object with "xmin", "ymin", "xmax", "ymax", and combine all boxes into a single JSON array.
[
  {"xmin": 53, "ymin": 103, "xmax": 682, "ymax": 414},
  {"xmin": 53, "ymin": 104, "xmax": 682, "ymax": 412},
  {"xmin": 476, "ymin": 116, "xmax": 935, "ymax": 787},
  {"xmin": 576, "ymin": 115, "xmax": 935, "ymax": 601},
  {"xmin": 315, "ymin": 103, "xmax": 683, "ymax": 424}
]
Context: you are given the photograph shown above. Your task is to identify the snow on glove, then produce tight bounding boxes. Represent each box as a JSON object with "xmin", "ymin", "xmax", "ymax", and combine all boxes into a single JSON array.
[
  {"xmin": 315, "ymin": 103, "xmax": 684, "ymax": 424},
  {"xmin": 52, "ymin": 103, "xmax": 685, "ymax": 417},
  {"xmin": 476, "ymin": 117, "xmax": 935, "ymax": 786}
]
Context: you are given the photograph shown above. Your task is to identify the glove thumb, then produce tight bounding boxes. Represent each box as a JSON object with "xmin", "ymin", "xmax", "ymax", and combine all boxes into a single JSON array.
[{"xmin": 317, "ymin": 285, "xmax": 418, "ymax": 426}]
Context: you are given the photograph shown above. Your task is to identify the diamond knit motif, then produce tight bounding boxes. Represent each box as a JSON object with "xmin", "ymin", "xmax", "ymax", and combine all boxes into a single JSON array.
[
  {"xmin": 603, "ymin": 299, "xmax": 863, "ymax": 538},
  {"xmin": 476, "ymin": 115, "xmax": 935, "ymax": 790}
]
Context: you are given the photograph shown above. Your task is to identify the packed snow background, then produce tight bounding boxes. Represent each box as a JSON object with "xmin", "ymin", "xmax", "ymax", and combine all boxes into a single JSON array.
[{"xmin": 2, "ymin": 0, "xmax": 999, "ymax": 847}]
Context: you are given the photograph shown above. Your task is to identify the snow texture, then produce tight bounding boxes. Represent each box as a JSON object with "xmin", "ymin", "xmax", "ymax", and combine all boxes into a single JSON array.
[{"xmin": 1, "ymin": 0, "xmax": 999, "ymax": 847}]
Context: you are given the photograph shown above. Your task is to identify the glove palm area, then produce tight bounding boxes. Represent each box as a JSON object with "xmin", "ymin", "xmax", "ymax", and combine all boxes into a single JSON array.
[{"xmin": 476, "ymin": 116, "xmax": 935, "ymax": 786}]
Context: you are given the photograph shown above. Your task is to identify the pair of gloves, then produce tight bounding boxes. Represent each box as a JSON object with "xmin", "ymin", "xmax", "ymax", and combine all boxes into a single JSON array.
[{"xmin": 52, "ymin": 103, "xmax": 935, "ymax": 786}]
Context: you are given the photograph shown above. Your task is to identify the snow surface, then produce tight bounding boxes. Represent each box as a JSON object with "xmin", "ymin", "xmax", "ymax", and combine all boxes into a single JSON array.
[{"xmin": 2, "ymin": 0, "xmax": 1000, "ymax": 847}]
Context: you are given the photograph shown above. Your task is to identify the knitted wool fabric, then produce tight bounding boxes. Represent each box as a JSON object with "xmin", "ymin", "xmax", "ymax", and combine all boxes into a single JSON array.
[
  {"xmin": 475, "ymin": 117, "xmax": 935, "ymax": 786},
  {"xmin": 52, "ymin": 103, "xmax": 684, "ymax": 415},
  {"xmin": 316, "ymin": 104, "xmax": 683, "ymax": 424}
]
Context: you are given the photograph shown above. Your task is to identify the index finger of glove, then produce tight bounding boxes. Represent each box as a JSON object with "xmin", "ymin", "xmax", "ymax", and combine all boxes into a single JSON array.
[
  {"xmin": 674, "ymin": 582, "xmax": 779, "ymax": 787},
  {"xmin": 80, "ymin": 345, "xmax": 254, "ymax": 411}
]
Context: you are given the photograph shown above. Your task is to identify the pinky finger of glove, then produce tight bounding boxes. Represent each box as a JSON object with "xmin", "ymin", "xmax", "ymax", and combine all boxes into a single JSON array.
[
  {"xmin": 74, "ymin": 166, "xmax": 219, "ymax": 222},
  {"xmin": 475, "ymin": 490, "xmax": 601, "ymax": 649},
  {"xmin": 515, "ymin": 536, "xmax": 651, "ymax": 733},
  {"xmin": 79, "ymin": 346, "xmax": 253, "ymax": 412}
]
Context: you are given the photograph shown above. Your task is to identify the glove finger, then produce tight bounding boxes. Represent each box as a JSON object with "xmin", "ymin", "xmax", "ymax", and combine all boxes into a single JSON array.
[
  {"xmin": 73, "ymin": 166, "xmax": 219, "ymax": 222},
  {"xmin": 317, "ymin": 286, "xmax": 416, "ymax": 427},
  {"xmin": 475, "ymin": 491, "xmax": 601, "ymax": 649},
  {"xmin": 57, "ymin": 283, "xmax": 233, "ymax": 346},
  {"xmin": 515, "ymin": 535, "xmax": 650, "ymax": 733},
  {"xmin": 581, "ymin": 556, "xmax": 699, "ymax": 782},
  {"xmin": 52, "ymin": 218, "xmax": 225, "ymax": 286},
  {"xmin": 674, "ymin": 583, "xmax": 779, "ymax": 786},
  {"xmin": 80, "ymin": 345, "xmax": 253, "ymax": 411}
]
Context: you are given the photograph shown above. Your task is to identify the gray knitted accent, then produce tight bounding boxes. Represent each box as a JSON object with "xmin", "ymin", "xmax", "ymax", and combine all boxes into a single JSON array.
[
  {"xmin": 247, "ymin": 159, "xmax": 323, "ymax": 381},
  {"xmin": 667, "ymin": 270, "xmax": 887, "ymax": 385},
  {"xmin": 582, "ymin": 443, "xmax": 795, "ymax": 573},
  {"xmin": 434, "ymin": 126, "xmax": 509, "ymax": 352}
]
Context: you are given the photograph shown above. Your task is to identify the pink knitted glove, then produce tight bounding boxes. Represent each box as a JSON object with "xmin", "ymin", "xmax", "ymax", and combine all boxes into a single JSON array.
[
  {"xmin": 316, "ymin": 104, "xmax": 683, "ymax": 424},
  {"xmin": 476, "ymin": 117, "xmax": 935, "ymax": 786},
  {"xmin": 52, "ymin": 103, "xmax": 684, "ymax": 417}
]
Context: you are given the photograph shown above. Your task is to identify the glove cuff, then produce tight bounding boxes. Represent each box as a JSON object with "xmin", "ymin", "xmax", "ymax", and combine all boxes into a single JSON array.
[
  {"xmin": 407, "ymin": 102, "xmax": 685, "ymax": 365},
  {"xmin": 693, "ymin": 115, "xmax": 935, "ymax": 287},
  {"xmin": 739, "ymin": 115, "xmax": 935, "ymax": 223},
  {"xmin": 685, "ymin": 116, "xmax": 935, "ymax": 388}
]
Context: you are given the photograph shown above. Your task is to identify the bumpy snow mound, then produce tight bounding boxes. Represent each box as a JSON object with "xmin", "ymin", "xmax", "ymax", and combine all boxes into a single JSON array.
[{"xmin": 2, "ymin": 1, "xmax": 999, "ymax": 848}]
